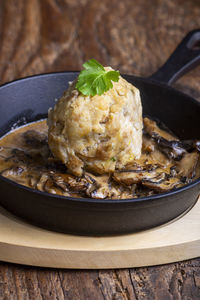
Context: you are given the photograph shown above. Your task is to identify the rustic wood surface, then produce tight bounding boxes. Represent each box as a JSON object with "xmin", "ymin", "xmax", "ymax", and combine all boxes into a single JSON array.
[{"xmin": 0, "ymin": 0, "xmax": 200, "ymax": 299}]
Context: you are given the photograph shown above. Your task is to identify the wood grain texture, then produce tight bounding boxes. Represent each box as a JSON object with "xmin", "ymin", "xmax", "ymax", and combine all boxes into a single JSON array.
[
  {"xmin": 0, "ymin": 0, "xmax": 200, "ymax": 99},
  {"xmin": 0, "ymin": 0, "xmax": 200, "ymax": 299},
  {"xmin": 0, "ymin": 200, "xmax": 200, "ymax": 269},
  {"xmin": 0, "ymin": 261, "xmax": 200, "ymax": 300}
]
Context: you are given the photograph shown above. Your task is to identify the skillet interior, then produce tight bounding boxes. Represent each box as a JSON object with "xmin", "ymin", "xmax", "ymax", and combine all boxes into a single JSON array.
[{"xmin": 0, "ymin": 72, "xmax": 200, "ymax": 235}]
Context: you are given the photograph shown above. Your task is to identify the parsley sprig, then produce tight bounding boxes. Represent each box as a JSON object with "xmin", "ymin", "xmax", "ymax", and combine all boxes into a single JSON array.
[{"xmin": 75, "ymin": 59, "xmax": 120, "ymax": 96}]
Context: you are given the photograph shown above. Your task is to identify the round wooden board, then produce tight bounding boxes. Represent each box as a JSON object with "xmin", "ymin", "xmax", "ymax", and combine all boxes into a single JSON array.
[{"xmin": 0, "ymin": 198, "xmax": 199, "ymax": 269}]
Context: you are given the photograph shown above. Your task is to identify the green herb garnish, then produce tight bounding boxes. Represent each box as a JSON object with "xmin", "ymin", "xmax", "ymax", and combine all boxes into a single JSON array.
[
  {"xmin": 111, "ymin": 156, "xmax": 116, "ymax": 162},
  {"xmin": 75, "ymin": 59, "xmax": 120, "ymax": 96}
]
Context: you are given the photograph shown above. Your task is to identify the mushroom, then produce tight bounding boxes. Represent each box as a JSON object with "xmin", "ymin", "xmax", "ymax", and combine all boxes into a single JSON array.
[
  {"xmin": 36, "ymin": 173, "xmax": 49, "ymax": 191},
  {"xmin": 143, "ymin": 117, "xmax": 177, "ymax": 140},
  {"xmin": 11, "ymin": 148, "xmax": 29, "ymax": 162},
  {"xmin": 153, "ymin": 137, "xmax": 187, "ymax": 160},
  {"xmin": 176, "ymin": 139, "xmax": 200, "ymax": 153},
  {"xmin": 1, "ymin": 166, "xmax": 24, "ymax": 177},
  {"xmin": 50, "ymin": 173, "xmax": 90, "ymax": 195},
  {"xmin": 23, "ymin": 130, "xmax": 48, "ymax": 148},
  {"xmin": 176, "ymin": 152, "xmax": 199, "ymax": 181},
  {"xmin": 1, "ymin": 166, "xmax": 27, "ymax": 185},
  {"xmin": 142, "ymin": 176, "xmax": 180, "ymax": 192},
  {"xmin": 22, "ymin": 130, "xmax": 50, "ymax": 159},
  {"xmin": 84, "ymin": 173, "xmax": 111, "ymax": 199},
  {"xmin": 44, "ymin": 177, "xmax": 70, "ymax": 196},
  {"xmin": 29, "ymin": 174, "xmax": 40, "ymax": 189},
  {"xmin": 143, "ymin": 117, "xmax": 200, "ymax": 161},
  {"xmin": 113, "ymin": 162, "xmax": 180, "ymax": 193},
  {"xmin": 143, "ymin": 118, "xmax": 187, "ymax": 160},
  {"xmin": 1, "ymin": 116, "xmax": 199, "ymax": 199}
]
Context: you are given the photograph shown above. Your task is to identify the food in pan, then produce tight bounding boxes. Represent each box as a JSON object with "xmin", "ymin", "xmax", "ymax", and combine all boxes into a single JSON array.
[
  {"xmin": 48, "ymin": 60, "xmax": 143, "ymax": 176},
  {"xmin": 0, "ymin": 117, "xmax": 199, "ymax": 199},
  {"xmin": 0, "ymin": 60, "xmax": 199, "ymax": 199}
]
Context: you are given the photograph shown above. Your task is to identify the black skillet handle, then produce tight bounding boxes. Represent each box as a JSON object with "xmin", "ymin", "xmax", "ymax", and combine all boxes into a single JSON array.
[{"xmin": 149, "ymin": 29, "xmax": 200, "ymax": 85}]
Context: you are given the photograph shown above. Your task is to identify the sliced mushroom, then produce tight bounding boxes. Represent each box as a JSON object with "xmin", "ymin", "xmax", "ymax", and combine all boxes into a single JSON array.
[
  {"xmin": 0, "ymin": 146, "xmax": 13, "ymax": 159},
  {"xmin": 153, "ymin": 137, "xmax": 187, "ymax": 160},
  {"xmin": 112, "ymin": 162, "xmax": 180, "ymax": 193},
  {"xmin": 89, "ymin": 187, "xmax": 109, "ymax": 199},
  {"xmin": 142, "ymin": 133, "xmax": 172, "ymax": 165},
  {"xmin": 143, "ymin": 117, "xmax": 177, "ymax": 140},
  {"xmin": 29, "ymin": 174, "xmax": 40, "ymax": 189},
  {"xmin": 1, "ymin": 166, "xmax": 27, "ymax": 185},
  {"xmin": 49, "ymin": 173, "xmax": 70, "ymax": 192},
  {"xmin": 143, "ymin": 119, "xmax": 187, "ymax": 160},
  {"xmin": 118, "ymin": 185, "xmax": 137, "ymax": 199},
  {"xmin": 84, "ymin": 172, "xmax": 134, "ymax": 199},
  {"xmin": 1, "ymin": 166, "xmax": 24, "ymax": 177},
  {"xmin": 122, "ymin": 159, "xmax": 164, "ymax": 173},
  {"xmin": 144, "ymin": 117, "xmax": 200, "ymax": 158},
  {"xmin": 143, "ymin": 117, "xmax": 188, "ymax": 160},
  {"xmin": 113, "ymin": 169, "xmax": 160, "ymax": 186},
  {"xmin": 88, "ymin": 179, "xmax": 135, "ymax": 199},
  {"xmin": 176, "ymin": 139, "xmax": 200, "ymax": 153},
  {"xmin": 196, "ymin": 141, "xmax": 200, "ymax": 152},
  {"xmin": 113, "ymin": 171, "xmax": 141, "ymax": 185},
  {"xmin": 51, "ymin": 173, "xmax": 89, "ymax": 194},
  {"xmin": 10, "ymin": 148, "xmax": 33, "ymax": 164},
  {"xmin": 142, "ymin": 177, "xmax": 180, "ymax": 192},
  {"xmin": 176, "ymin": 152, "xmax": 199, "ymax": 180},
  {"xmin": 22, "ymin": 130, "xmax": 50, "ymax": 160},
  {"xmin": 27, "ymin": 147, "xmax": 50, "ymax": 161},
  {"xmin": 23, "ymin": 130, "xmax": 47, "ymax": 148},
  {"xmin": 44, "ymin": 177, "xmax": 70, "ymax": 196},
  {"xmin": 114, "ymin": 154, "xmax": 172, "ymax": 185},
  {"xmin": 0, "ymin": 118, "xmax": 198, "ymax": 199},
  {"xmin": 194, "ymin": 155, "xmax": 200, "ymax": 180},
  {"xmin": 36, "ymin": 173, "xmax": 49, "ymax": 191},
  {"xmin": 84, "ymin": 173, "xmax": 110, "ymax": 199}
]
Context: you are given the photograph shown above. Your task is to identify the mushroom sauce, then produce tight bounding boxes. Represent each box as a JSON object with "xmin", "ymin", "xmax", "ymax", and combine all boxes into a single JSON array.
[{"xmin": 0, "ymin": 118, "xmax": 200, "ymax": 199}]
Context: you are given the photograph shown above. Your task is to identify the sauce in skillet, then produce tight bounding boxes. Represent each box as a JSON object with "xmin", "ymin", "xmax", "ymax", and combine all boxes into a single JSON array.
[{"xmin": 0, "ymin": 119, "xmax": 199, "ymax": 199}]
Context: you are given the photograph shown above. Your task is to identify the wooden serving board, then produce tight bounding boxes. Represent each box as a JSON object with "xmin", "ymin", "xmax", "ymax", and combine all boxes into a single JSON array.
[{"xmin": 0, "ymin": 198, "xmax": 199, "ymax": 269}]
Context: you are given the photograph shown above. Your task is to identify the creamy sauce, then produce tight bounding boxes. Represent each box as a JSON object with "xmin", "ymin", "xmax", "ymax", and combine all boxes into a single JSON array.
[
  {"xmin": 0, "ymin": 120, "xmax": 47, "ymax": 149},
  {"xmin": 0, "ymin": 120, "xmax": 46, "ymax": 171},
  {"xmin": 0, "ymin": 120, "xmax": 48, "ymax": 188},
  {"xmin": 0, "ymin": 119, "xmax": 199, "ymax": 199}
]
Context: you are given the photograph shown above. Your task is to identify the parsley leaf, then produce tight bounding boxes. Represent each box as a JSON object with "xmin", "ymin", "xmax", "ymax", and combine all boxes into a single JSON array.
[
  {"xmin": 75, "ymin": 59, "xmax": 120, "ymax": 96},
  {"xmin": 111, "ymin": 156, "xmax": 116, "ymax": 162}
]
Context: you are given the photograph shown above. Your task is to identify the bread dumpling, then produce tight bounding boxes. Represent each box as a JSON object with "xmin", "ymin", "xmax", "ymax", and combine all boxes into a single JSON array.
[{"xmin": 48, "ymin": 68, "xmax": 143, "ymax": 176}]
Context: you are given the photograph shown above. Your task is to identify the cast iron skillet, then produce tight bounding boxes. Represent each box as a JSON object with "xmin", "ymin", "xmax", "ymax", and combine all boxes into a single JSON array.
[{"xmin": 0, "ymin": 30, "xmax": 200, "ymax": 236}]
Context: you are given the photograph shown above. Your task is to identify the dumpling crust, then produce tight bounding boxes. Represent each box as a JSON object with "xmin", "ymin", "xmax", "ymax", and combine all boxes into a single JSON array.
[{"xmin": 48, "ymin": 71, "xmax": 143, "ymax": 176}]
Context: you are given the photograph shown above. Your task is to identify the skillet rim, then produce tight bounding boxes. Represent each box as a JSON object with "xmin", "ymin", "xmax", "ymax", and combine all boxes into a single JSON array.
[
  {"xmin": 0, "ymin": 71, "xmax": 200, "ymax": 205},
  {"xmin": 1, "ymin": 70, "xmax": 200, "ymax": 109}
]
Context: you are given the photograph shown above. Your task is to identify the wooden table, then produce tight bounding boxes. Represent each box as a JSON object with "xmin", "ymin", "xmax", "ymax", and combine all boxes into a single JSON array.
[{"xmin": 0, "ymin": 0, "xmax": 200, "ymax": 298}]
